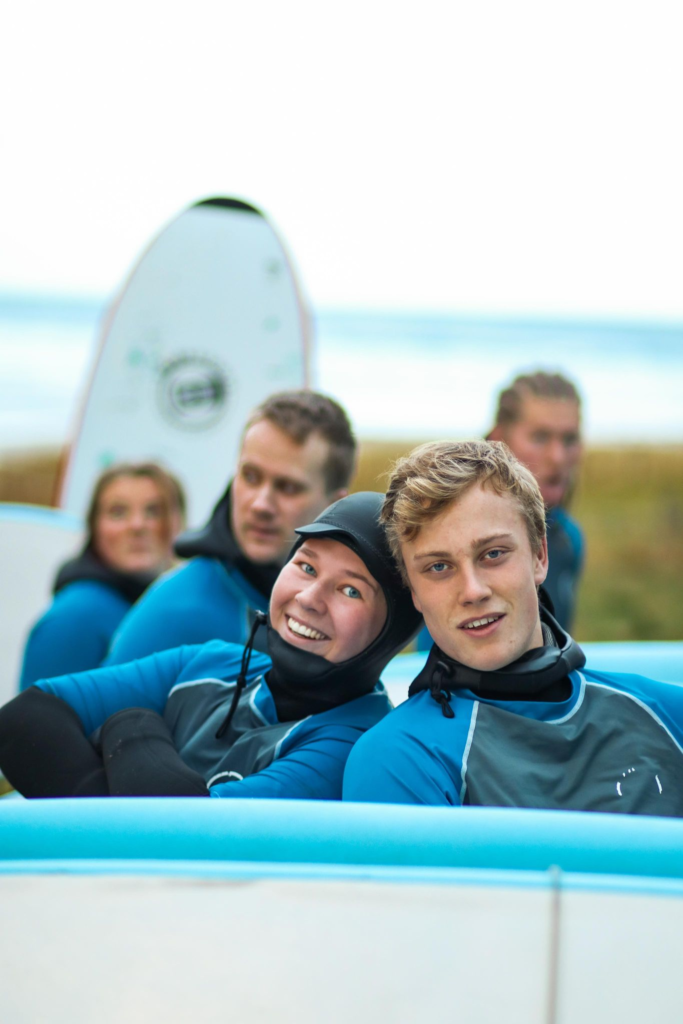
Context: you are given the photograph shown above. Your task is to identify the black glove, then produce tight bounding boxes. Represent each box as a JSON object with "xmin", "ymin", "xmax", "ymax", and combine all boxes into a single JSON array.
[{"xmin": 100, "ymin": 707, "xmax": 208, "ymax": 796}]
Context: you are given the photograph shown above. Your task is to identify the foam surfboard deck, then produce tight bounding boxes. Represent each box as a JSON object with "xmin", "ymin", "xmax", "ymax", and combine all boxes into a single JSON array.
[
  {"xmin": 0, "ymin": 504, "xmax": 84, "ymax": 705},
  {"xmin": 0, "ymin": 874, "xmax": 554, "ymax": 1023},
  {"xmin": 3, "ymin": 801, "xmax": 683, "ymax": 1023},
  {"xmin": 4, "ymin": 872, "xmax": 682, "ymax": 1024},
  {"xmin": 59, "ymin": 198, "xmax": 311, "ymax": 527}
]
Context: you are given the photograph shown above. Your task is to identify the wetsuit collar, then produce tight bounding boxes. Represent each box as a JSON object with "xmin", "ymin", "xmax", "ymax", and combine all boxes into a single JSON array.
[
  {"xmin": 53, "ymin": 546, "xmax": 157, "ymax": 604},
  {"xmin": 409, "ymin": 605, "xmax": 585, "ymax": 713},
  {"xmin": 174, "ymin": 482, "xmax": 280, "ymax": 601}
]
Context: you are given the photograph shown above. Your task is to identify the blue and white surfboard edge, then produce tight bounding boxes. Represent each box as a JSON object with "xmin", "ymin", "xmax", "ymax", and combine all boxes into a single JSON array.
[{"xmin": 2, "ymin": 798, "xmax": 683, "ymax": 1023}]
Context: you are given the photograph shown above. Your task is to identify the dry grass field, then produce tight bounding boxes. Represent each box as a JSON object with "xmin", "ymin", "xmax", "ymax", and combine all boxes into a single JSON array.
[{"xmin": 1, "ymin": 442, "xmax": 682, "ymax": 642}]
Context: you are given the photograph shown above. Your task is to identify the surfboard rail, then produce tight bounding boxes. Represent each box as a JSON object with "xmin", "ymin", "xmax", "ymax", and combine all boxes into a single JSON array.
[{"xmin": 3, "ymin": 798, "xmax": 683, "ymax": 890}]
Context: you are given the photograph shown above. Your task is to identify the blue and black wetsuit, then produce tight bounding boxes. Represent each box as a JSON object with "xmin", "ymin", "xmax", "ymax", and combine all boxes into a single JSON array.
[
  {"xmin": 19, "ymin": 548, "xmax": 155, "ymax": 689},
  {"xmin": 6, "ymin": 642, "xmax": 392, "ymax": 799},
  {"xmin": 544, "ymin": 506, "xmax": 584, "ymax": 631},
  {"xmin": 345, "ymin": 613, "xmax": 683, "ymax": 817}
]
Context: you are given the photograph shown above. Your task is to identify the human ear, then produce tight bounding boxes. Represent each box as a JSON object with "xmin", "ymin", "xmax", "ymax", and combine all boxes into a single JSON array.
[{"xmin": 533, "ymin": 537, "xmax": 549, "ymax": 586}]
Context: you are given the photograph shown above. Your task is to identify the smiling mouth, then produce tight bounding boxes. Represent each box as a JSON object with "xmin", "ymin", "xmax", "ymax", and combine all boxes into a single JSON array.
[
  {"xmin": 287, "ymin": 616, "xmax": 330, "ymax": 642},
  {"xmin": 459, "ymin": 614, "xmax": 505, "ymax": 633}
]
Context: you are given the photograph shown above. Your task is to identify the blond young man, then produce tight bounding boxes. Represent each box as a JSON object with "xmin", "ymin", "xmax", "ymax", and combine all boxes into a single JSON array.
[{"xmin": 344, "ymin": 440, "xmax": 683, "ymax": 815}]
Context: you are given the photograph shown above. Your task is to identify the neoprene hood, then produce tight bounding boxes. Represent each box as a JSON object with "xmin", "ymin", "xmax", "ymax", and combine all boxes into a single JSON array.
[{"xmin": 265, "ymin": 491, "xmax": 423, "ymax": 715}]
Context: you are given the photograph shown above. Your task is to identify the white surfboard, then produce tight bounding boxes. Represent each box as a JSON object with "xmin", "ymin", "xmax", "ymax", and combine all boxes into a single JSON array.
[
  {"xmin": 0, "ymin": 504, "xmax": 84, "ymax": 705},
  {"xmin": 59, "ymin": 198, "xmax": 311, "ymax": 527},
  {"xmin": 4, "ymin": 872, "xmax": 683, "ymax": 1024},
  {"xmin": 4, "ymin": 800, "xmax": 683, "ymax": 1023}
]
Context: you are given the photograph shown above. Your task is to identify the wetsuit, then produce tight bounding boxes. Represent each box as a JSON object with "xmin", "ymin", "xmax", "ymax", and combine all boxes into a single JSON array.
[
  {"xmin": 19, "ymin": 548, "xmax": 155, "ymax": 689},
  {"xmin": 106, "ymin": 484, "xmax": 278, "ymax": 663},
  {"xmin": 544, "ymin": 507, "xmax": 584, "ymax": 631},
  {"xmin": 5, "ymin": 642, "xmax": 392, "ymax": 799},
  {"xmin": 345, "ymin": 613, "xmax": 683, "ymax": 817},
  {"xmin": 344, "ymin": 668, "xmax": 683, "ymax": 814}
]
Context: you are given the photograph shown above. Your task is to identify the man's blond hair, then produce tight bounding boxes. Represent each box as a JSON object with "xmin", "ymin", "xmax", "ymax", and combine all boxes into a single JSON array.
[{"xmin": 381, "ymin": 440, "xmax": 546, "ymax": 581}]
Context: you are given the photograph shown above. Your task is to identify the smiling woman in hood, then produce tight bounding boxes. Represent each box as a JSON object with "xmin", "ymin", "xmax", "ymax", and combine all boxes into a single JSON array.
[{"xmin": 0, "ymin": 493, "xmax": 421, "ymax": 802}]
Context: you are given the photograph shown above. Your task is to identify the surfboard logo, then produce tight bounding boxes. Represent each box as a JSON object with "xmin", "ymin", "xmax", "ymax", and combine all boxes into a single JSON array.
[{"xmin": 157, "ymin": 355, "xmax": 229, "ymax": 431}]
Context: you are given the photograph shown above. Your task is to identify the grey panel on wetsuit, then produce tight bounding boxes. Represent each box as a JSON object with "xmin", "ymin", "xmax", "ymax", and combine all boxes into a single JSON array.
[
  {"xmin": 464, "ymin": 684, "xmax": 683, "ymax": 816},
  {"xmin": 164, "ymin": 678, "xmax": 297, "ymax": 784}
]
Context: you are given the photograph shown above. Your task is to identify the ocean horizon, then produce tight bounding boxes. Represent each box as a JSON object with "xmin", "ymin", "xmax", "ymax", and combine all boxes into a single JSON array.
[{"xmin": 2, "ymin": 292, "xmax": 682, "ymax": 451}]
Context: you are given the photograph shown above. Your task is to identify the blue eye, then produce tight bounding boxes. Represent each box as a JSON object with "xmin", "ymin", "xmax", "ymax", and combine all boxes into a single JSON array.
[
  {"xmin": 299, "ymin": 561, "xmax": 316, "ymax": 575},
  {"xmin": 428, "ymin": 562, "xmax": 448, "ymax": 573},
  {"xmin": 342, "ymin": 585, "xmax": 361, "ymax": 599},
  {"xmin": 484, "ymin": 549, "xmax": 504, "ymax": 561}
]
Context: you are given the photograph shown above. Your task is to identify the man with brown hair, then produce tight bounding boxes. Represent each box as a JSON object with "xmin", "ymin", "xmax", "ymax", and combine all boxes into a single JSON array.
[
  {"xmin": 344, "ymin": 440, "xmax": 683, "ymax": 815},
  {"xmin": 488, "ymin": 370, "xmax": 584, "ymax": 628},
  {"xmin": 107, "ymin": 390, "xmax": 357, "ymax": 661}
]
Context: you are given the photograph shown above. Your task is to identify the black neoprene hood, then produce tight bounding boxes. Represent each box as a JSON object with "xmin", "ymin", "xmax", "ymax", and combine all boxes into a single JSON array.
[
  {"xmin": 294, "ymin": 491, "xmax": 401, "ymax": 593},
  {"xmin": 265, "ymin": 491, "xmax": 423, "ymax": 711},
  {"xmin": 214, "ymin": 491, "xmax": 423, "ymax": 734}
]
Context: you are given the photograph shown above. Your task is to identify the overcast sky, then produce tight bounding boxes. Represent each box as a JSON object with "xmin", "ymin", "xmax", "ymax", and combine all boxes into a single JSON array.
[{"xmin": 1, "ymin": 1, "xmax": 682, "ymax": 318}]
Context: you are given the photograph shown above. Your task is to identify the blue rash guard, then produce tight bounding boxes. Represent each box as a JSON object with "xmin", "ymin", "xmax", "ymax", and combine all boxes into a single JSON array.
[
  {"xmin": 106, "ymin": 557, "xmax": 269, "ymax": 664},
  {"xmin": 35, "ymin": 640, "xmax": 393, "ymax": 800},
  {"xmin": 20, "ymin": 582, "xmax": 131, "ymax": 690},
  {"xmin": 343, "ymin": 668, "xmax": 683, "ymax": 816}
]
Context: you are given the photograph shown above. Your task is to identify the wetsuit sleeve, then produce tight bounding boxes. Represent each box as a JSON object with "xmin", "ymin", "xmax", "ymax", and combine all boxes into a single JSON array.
[
  {"xmin": 209, "ymin": 726, "xmax": 363, "ymax": 800},
  {"xmin": 105, "ymin": 560, "xmax": 247, "ymax": 664},
  {"xmin": 34, "ymin": 646, "xmax": 204, "ymax": 736},
  {"xmin": 19, "ymin": 592, "xmax": 125, "ymax": 689},
  {"xmin": 20, "ymin": 616, "xmax": 105, "ymax": 690},
  {"xmin": 342, "ymin": 726, "xmax": 459, "ymax": 805},
  {"xmin": 0, "ymin": 687, "xmax": 109, "ymax": 798}
]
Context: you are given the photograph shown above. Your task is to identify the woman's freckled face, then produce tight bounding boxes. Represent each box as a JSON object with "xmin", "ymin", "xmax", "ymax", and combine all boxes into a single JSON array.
[
  {"xmin": 269, "ymin": 537, "xmax": 387, "ymax": 664},
  {"xmin": 93, "ymin": 476, "xmax": 174, "ymax": 574}
]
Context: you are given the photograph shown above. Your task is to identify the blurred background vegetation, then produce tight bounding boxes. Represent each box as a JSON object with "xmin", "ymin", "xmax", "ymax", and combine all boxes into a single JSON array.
[{"xmin": 2, "ymin": 441, "xmax": 681, "ymax": 642}]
